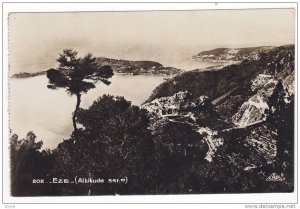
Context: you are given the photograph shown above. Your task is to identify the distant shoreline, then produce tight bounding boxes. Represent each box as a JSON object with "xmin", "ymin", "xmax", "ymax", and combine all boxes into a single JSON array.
[
  {"xmin": 11, "ymin": 56, "xmax": 183, "ymax": 79},
  {"xmin": 11, "ymin": 71, "xmax": 176, "ymax": 79},
  {"xmin": 13, "ymin": 45, "xmax": 287, "ymax": 79}
]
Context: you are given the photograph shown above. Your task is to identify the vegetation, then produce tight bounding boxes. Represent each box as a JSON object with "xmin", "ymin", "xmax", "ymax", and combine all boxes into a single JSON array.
[
  {"xmin": 10, "ymin": 45, "xmax": 294, "ymax": 196},
  {"xmin": 12, "ymin": 57, "xmax": 181, "ymax": 79},
  {"xmin": 10, "ymin": 132, "xmax": 54, "ymax": 196},
  {"xmin": 266, "ymin": 81, "xmax": 294, "ymax": 191},
  {"xmin": 9, "ymin": 95, "xmax": 208, "ymax": 195},
  {"xmin": 46, "ymin": 49, "xmax": 114, "ymax": 132},
  {"xmin": 10, "ymin": 91, "xmax": 294, "ymax": 195},
  {"xmin": 146, "ymin": 59, "xmax": 263, "ymax": 103},
  {"xmin": 96, "ymin": 57, "xmax": 181, "ymax": 75}
]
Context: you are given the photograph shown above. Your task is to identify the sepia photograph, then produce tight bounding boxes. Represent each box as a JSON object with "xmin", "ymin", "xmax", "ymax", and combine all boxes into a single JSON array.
[{"xmin": 6, "ymin": 4, "xmax": 296, "ymax": 200}]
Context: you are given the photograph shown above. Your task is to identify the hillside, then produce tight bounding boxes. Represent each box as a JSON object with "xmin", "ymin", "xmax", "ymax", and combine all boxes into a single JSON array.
[
  {"xmin": 142, "ymin": 45, "xmax": 294, "ymax": 192},
  {"xmin": 147, "ymin": 45, "xmax": 294, "ymax": 104},
  {"xmin": 10, "ymin": 45, "xmax": 295, "ymax": 195},
  {"xmin": 96, "ymin": 57, "xmax": 181, "ymax": 75},
  {"xmin": 12, "ymin": 57, "xmax": 182, "ymax": 79},
  {"xmin": 192, "ymin": 46, "xmax": 276, "ymax": 62},
  {"xmin": 146, "ymin": 59, "xmax": 263, "ymax": 103}
]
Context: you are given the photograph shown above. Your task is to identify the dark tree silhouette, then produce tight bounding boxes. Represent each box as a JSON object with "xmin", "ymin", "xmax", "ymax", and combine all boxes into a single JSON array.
[
  {"xmin": 10, "ymin": 132, "xmax": 54, "ymax": 196},
  {"xmin": 53, "ymin": 95, "xmax": 155, "ymax": 195},
  {"xmin": 266, "ymin": 80, "xmax": 294, "ymax": 191},
  {"xmin": 267, "ymin": 80, "xmax": 286, "ymax": 126},
  {"xmin": 46, "ymin": 49, "xmax": 114, "ymax": 132}
]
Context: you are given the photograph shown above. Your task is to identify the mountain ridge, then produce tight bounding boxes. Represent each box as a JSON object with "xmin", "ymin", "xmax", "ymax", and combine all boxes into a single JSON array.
[
  {"xmin": 11, "ymin": 57, "xmax": 182, "ymax": 79},
  {"xmin": 142, "ymin": 44, "xmax": 294, "ymax": 178},
  {"xmin": 147, "ymin": 44, "xmax": 294, "ymax": 103},
  {"xmin": 192, "ymin": 45, "xmax": 279, "ymax": 62}
]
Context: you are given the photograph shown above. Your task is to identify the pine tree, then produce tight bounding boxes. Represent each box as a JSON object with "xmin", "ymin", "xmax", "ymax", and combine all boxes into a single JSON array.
[{"xmin": 46, "ymin": 49, "xmax": 114, "ymax": 133}]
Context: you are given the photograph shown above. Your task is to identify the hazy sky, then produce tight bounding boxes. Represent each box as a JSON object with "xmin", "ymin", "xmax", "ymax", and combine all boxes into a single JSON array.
[{"xmin": 9, "ymin": 9, "xmax": 295, "ymax": 73}]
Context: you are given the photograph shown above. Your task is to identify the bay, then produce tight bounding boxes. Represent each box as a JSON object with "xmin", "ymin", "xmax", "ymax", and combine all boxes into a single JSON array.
[{"xmin": 10, "ymin": 60, "xmax": 219, "ymax": 149}]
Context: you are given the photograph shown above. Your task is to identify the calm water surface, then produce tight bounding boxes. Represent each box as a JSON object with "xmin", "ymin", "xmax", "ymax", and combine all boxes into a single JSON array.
[
  {"xmin": 10, "ymin": 61, "xmax": 219, "ymax": 149},
  {"xmin": 10, "ymin": 74, "xmax": 168, "ymax": 149}
]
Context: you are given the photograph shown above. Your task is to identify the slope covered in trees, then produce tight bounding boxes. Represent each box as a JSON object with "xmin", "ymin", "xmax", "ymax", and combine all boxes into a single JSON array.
[{"xmin": 10, "ymin": 45, "xmax": 295, "ymax": 195}]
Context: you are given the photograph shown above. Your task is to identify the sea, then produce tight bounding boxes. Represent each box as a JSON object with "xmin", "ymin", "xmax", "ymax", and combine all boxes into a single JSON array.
[{"xmin": 10, "ymin": 58, "xmax": 219, "ymax": 149}]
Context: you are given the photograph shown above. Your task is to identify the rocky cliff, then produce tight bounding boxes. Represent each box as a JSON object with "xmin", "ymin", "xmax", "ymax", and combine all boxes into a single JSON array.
[{"xmin": 143, "ymin": 45, "xmax": 294, "ymax": 190}]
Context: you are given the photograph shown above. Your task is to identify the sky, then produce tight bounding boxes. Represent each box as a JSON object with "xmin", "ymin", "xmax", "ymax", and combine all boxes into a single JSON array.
[{"xmin": 9, "ymin": 9, "xmax": 295, "ymax": 74}]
